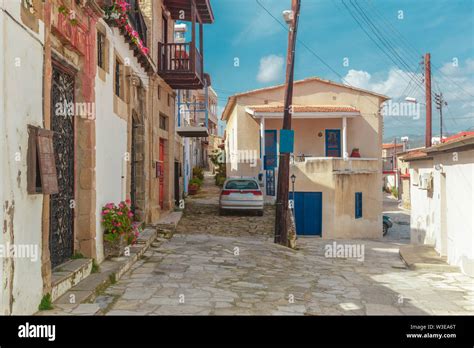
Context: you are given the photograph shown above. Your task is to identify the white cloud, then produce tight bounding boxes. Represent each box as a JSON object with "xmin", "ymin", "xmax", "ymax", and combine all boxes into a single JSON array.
[
  {"xmin": 343, "ymin": 59, "xmax": 474, "ymax": 135},
  {"xmin": 257, "ymin": 55, "xmax": 284, "ymax": 83},
  {"xmin": 343, "ymin": 68, "xmax": 424, "ymax": 100}
]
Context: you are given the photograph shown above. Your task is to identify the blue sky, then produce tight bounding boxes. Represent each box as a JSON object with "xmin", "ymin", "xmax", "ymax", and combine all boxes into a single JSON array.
[{"xmin": 201, "ymin": 0, "xmax": 474, "ymax": 143}]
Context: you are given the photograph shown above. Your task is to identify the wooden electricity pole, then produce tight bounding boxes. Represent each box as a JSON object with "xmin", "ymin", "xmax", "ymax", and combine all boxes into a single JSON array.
[
  {"xmin": 424, "ymin": 53, "xmax": 432, "ymax": 148},
  {"xmin": 274, "ymin": 0, "xmax": 301, "ymax": 245}
]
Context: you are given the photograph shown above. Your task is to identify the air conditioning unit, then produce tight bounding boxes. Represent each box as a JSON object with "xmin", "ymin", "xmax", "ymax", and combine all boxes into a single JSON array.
[{"xmin": 419, "ymin": 173, "xmax": 433, "ymax": 190}]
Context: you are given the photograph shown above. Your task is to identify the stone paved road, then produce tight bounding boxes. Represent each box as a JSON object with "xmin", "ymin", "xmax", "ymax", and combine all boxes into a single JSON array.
[
  {"xmin": 100, "ymin": 234, "xmax": 474, "ymax": 315},
  {"xmin": 383, "ymin": 194, "xmax": 410, "ymax": 243}
]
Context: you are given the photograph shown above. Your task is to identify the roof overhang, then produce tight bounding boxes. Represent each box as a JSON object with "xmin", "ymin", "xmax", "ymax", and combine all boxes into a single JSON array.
[
  {"xmin": 245, "ymin": 107, "xmax": 361, "ymax": 119},
  {"xmin": 163, "ymin": 0, "xmax": 214, "ymax": 24},
  {"xmin": 177, "ymin": 126, "xmax": 209, "ymax": 137}
]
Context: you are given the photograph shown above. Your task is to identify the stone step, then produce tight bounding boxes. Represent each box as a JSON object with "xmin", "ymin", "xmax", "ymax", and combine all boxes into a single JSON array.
[
  {"xmin": 38, "ymin": 227, "xmax": 159, "ymax": 315},
  {"xmin": 51, "ymin": 258, "xmax": 93, "ymax": 302}
]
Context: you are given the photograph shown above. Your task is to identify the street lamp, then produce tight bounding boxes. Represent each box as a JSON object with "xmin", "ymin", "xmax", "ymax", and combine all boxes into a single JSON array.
[{"xmin": 282, "ymin": 10, "xmax": 294, "ymax": 25}]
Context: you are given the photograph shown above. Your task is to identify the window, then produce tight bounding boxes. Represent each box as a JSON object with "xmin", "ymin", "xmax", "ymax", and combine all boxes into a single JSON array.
[
  {"xmin": 27, "ymin": 125, "xmax": 59, "ymax": 194},
  {"xmin": 159, "ymin": 114, "xmax": 167, "ymax": 130},
  {"xmin": 158, "ymin": 85, "xmax": 161, "ymax": 100},
  {"xmin": 115, "ymin": 59, "xmax": 123, "ymax": 99},
  {"xmin": 167, "ymin": 93, "xmax": 171, "ymax": 107},
  {"xmin": 225, "ymin": 180, "xmax": 259, "ymax": 190},
  {"xmin": 97, "ymin": 31, "xmax": 106, "ymax": 69},
  {"xmin": 355, "ymin": 192, "xmax": 362, "ymax": 219}
]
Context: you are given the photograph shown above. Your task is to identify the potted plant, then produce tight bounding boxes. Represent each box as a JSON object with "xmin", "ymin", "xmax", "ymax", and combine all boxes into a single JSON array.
[
  {"xmin": 350, "ymin": 148, "xmax": 361, "ymax": 158},
  {"xmin": 188, "ymin": 178, "xmax": 200, "ymax": 195},
  {"xmin": 101, "ymin": 199, "xmax": 140, "ymax": 258}
]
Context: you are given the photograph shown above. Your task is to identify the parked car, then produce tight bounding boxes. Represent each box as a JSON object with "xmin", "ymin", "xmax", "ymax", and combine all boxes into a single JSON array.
[
  {"xmin": 219, "ymin": 178, "xmax": 264, "ymax": 216},
  {"xmin": 383, "ymin": 215, "xmax": 393, "ymax": 236}
]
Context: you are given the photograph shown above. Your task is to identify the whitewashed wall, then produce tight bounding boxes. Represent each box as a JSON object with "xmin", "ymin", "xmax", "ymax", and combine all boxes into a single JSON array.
[
  {"xmin": 94, "ymin": 23, "xmax": 147, "ymax": 262},
  {"xmin": 409, "ymin": 151, "xmax": 474, "ymax": 277},
  {"xmin": 0, "ymin": 2, "xmax": 45, "ymax": 314}
]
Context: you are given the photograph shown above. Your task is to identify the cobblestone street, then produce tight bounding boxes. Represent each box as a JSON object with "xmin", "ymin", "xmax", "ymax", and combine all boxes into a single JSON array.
[
  {"xmin": 90, "ymin": 177, "xmax": 473, "ymax": 316},
  {"xmin": 100, "ymin": 234, "xmax": 473, "ymax": 315}
]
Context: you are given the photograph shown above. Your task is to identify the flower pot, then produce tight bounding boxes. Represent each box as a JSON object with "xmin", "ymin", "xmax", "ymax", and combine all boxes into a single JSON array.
[
  {"xmin": 104, "ymin": 234, "xmax": 128, "ymax": 258},
  {"xmin": 350, "ymin": 149, "xmax": 361, "ymax": 158},
  {"xmin": 188, "ymin": 184, "xmax": 199, "ymax": 195}
]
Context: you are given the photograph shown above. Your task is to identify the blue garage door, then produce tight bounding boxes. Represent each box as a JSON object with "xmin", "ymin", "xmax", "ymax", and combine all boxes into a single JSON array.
[{"xmin": 292, "ymin": 192, "xmax": 322, "ymax": 236}]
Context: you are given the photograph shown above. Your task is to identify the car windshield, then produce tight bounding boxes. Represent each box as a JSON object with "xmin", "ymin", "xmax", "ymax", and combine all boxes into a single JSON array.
[{"xmin": 225, "ymin": 180, "xmax": 259, "ymax": 190}]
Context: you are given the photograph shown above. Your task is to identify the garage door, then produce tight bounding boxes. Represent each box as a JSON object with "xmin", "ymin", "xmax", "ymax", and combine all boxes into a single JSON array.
[{"xmin": 292, "ymin": 192, "xmax": 322, "ymax": 236}]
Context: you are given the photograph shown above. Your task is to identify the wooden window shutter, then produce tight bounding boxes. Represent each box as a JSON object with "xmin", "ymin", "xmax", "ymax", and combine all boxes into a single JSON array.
[
  {"xmin": 27, "ymin": 125, "xmax": 38, "ymax": 194},
  {"xmin": 36, "ymin": 128, "xmax": 59, "ymax": 194}
]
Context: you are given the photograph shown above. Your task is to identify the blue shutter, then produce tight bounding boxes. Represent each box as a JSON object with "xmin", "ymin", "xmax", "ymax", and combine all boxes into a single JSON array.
[{"xmin": 355, "ymin": 192, "xmax": 362, "ymax": 219}]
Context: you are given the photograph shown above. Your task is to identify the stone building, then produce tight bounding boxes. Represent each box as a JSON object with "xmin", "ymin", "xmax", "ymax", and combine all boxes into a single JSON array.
[
  {"xmin": 222, "ymin": 77, "xmax": 388, "ymax": 239},
  {"xmin": 0, "ymin": 0, "xmax": 214, "ymax": 314}
]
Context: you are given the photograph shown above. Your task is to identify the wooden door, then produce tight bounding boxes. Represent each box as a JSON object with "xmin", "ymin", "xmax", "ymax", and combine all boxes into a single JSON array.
[{"xmin": 159, "ymin": 139, "xmax": 165, "ymax": 209}]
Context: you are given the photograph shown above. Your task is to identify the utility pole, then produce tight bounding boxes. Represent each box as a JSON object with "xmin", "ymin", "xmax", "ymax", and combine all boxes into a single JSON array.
[
  {"xmin": 435, "ymin": 92, "xmax": 446, "ymax": 142},
  {"xmin": 274, "ymin": 0, "xmax": 301, "ymax": 246},
  {"xmin": 424, "ymin": 53, "xmax": 432, "ymax": 148}
]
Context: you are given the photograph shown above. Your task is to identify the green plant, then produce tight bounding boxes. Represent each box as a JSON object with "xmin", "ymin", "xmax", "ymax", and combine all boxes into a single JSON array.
[
  {"xmin": 101, "ymin": 200, "xmax": 140, "ymax": 245},
  {"xmin": 72, "ymin": 252, "xmax": 85, "ymax": 259},
  {"xmin": 216, "ymin": 176, "xmax": 226, "ymax": 187},
  {"xmin": 192, "ymin": 167, "xmax": 204, "ymax": 180},
  {"xmin": 38, "ymin": 293, "xmax": 53, "ymax": 311},
  {"xmin": 91, "ymin": 259, "xmax": 100, "ymax": 273},
  {"xmin": 209, "ymin": 150, "xmax": 227, "ymax": 187},
  {"xmin": 189, "ymin": 178, "xmax": 202, "ymax": 187},
  {"xmin": 391, "ymin": 187, "xmax": 399, "ymax": 199}
]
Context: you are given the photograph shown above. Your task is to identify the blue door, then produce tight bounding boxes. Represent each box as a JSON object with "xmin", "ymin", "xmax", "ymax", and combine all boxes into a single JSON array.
[
  {"xmin": 292, "ymin": 192, "xmax": 322, "ymax": 236},
  {"xmin": 325, "ymin": 129, "xmax": 341, "ymax": 157},
  {"xmin": 264, "ymin": 130, "xmax": 277, "ymax": 196},
  {"xmin": 264, "ymin": 130, "xmax": 277, "ymax": 169}
]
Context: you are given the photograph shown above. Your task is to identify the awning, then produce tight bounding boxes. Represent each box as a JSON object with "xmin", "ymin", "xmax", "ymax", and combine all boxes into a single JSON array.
[{"xmin": 177, "ymin": 126, "xmax": 209, "ymax": 137}]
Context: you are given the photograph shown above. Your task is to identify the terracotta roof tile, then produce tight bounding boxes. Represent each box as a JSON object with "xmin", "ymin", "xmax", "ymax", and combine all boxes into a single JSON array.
[
  {"xmin": 382, "ymin": 143, "xmax": 404, "ymax": 149},
  {"xmin": 246, "ymin": 104, "xmax": 360, "ymax": 113}
]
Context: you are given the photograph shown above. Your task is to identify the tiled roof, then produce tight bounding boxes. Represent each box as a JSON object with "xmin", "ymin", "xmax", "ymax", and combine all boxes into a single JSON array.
[
  {"xmin": 400, "ymin": 150, "xmax": 431, "ymax": 161},
  {"xmin": 382, "ymin": 143, "xmax": 404, "ymax": 149},
  {"xmin": 246, "ymin": 104, "xmax": 360, "ymax": 113},
  {"xmin": 442, "ymin": 131, "xmax": 474, "ymax": 144}
]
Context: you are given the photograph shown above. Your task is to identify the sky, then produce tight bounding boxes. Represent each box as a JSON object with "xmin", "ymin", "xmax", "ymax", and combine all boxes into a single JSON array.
[{"xmin": 199, "ymin": 0, "xmax": 474, "ymax": 143}]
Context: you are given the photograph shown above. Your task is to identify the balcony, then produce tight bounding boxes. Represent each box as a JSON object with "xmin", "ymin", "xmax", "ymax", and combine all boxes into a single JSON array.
[
  {"xmin": 158, "ymin": 42, "xmax": 204, "ymax": 89},
  {"xmin": 176, "ymin": 107, "xmax": 208, "ymax": 137},
  {"xmin": 382, "ymin": 156, "xmax": 395, "ymax": 172},
  {"xmin": 293, "ymin": 157, "xmax": 379, "ymax": 175},
  {"xmin": 158, "ymin": 0, "xmax": 214, "ymax": 89},
  {"xmin": 100, "ymin": 0, "xmax": 153, "ymax": 72}
]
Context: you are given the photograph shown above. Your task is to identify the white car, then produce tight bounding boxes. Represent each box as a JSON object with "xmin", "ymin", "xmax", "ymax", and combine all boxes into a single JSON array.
[{"xmin": 219, "ymin": 178, "xmax": 264, "ymax": 216}]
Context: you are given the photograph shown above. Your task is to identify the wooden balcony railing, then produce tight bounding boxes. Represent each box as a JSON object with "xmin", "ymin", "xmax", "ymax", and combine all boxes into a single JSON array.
[{"xmin": 158, "ymin": 42, "xmax": 204, "ymax": 89}]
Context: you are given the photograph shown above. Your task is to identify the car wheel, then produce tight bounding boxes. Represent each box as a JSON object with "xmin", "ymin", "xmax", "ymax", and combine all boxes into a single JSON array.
[
  {"xmin": 219, "ymin": 208, "xmax": 226, "ymax": 216},
  {"xmin": 257, "ymin": 210, "xmax": 264, "ymax": 216},
  {"xmin": 383, "ymin": 223, "xmax": 388, "ymax": 236}
]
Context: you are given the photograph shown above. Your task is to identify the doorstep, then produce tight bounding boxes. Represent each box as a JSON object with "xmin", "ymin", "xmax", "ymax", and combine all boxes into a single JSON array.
[
  {"xmin": 153, "ymin": 211, "xmax": 183, "ymax": 238},
  {"xmin": 399, "ymin": 244, "xmax": 460, "ymax": 272},
  {"xmin": 36, "ymin": 227, "xmax": 158, "ymax": 315},
  {"xmin": 51, "ymin": 258, "xmax": 93, "ymax": 301}
]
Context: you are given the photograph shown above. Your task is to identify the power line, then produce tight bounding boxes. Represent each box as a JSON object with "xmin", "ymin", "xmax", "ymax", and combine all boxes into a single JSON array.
[
  {"xmin": 350, "ymin": 0, "xmax": 424, "ymax": 87},
  {"xmin": 340, "ymin": 0, "xmax": 425, "ymax": 92},
  {"xmin": 365, "ymin": 0, "xmax": 474, "ymax": 98}
]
